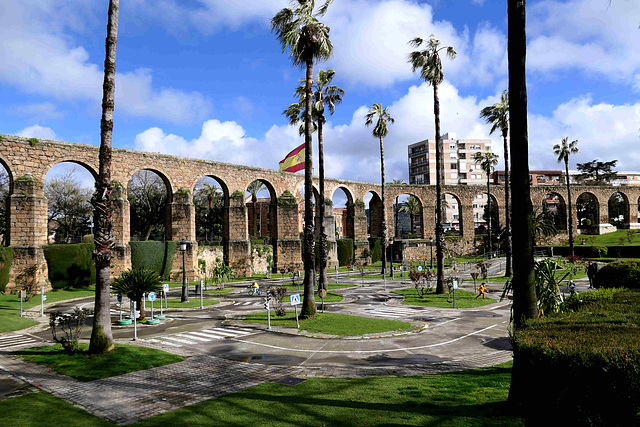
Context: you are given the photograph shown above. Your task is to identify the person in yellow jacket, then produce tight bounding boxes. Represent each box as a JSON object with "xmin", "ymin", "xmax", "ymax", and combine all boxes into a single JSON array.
[{"xmin": 476, "ymin": 282, "xmax": 487, "ymax": 299}]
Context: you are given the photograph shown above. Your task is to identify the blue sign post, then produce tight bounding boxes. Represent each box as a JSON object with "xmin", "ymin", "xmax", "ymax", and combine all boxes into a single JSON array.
[
  {"xmin": 148, "ymin": 292, "xmax": 156, "ymax": 320},
  {"xmin": 290, "ymin": 294, "xmax": 301, "ymax": 328}
]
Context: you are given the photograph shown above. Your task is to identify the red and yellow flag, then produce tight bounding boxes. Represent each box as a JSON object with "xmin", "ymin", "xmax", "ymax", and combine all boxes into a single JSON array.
[{"xmin": 278, "ymin": 143, "xmax": 305, "ymax": 173}]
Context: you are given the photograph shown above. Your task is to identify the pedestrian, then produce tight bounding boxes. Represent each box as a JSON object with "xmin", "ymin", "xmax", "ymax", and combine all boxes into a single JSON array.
[
  {"xmin": 476, "ymin": 282, "xmax": 487, "ymax": 299},
  {"xmin": 587, "ymin": 261, "xmax": 599, "ymax": 289},
  {"xmin": 569, "ymin": 280, "xmax": 577, "ymax": 296}
]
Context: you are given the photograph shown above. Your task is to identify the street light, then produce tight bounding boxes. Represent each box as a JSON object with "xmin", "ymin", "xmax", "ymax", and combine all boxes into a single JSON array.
[
  {"xmin": 429, "ymin": 236, "xmax": 434, "ymax": 270},
  {"xmin": 389, "ymin": 238, "xmax": 394, "ymax": 279},
  {"xmin": 180, "ymin": 239, "xmax": 189, "ymax": 302}
]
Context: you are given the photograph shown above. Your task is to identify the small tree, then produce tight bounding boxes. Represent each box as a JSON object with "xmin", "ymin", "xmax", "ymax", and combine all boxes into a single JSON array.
[
  {"xmin": 50, "ymin": 308, "xmax": 90, "ymax": 354},
  {"xmin": 211, "ymin": 263, "xmax": 234, "ymax": 289},
  {"xmin": 110, "ymin": 268, "xmax": 161, "ymax": 320}
]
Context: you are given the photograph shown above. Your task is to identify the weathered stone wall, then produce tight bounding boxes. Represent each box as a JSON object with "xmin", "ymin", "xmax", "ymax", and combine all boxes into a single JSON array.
[{"xmin": 1, "ymin": 134, "xmax": 639, "ymax": 289}]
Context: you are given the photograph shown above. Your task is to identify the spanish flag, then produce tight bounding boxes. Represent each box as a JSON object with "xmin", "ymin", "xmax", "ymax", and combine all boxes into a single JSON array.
[{"xmin": 278, "ymin": 143, "xmax": 305, "ymax": 172}]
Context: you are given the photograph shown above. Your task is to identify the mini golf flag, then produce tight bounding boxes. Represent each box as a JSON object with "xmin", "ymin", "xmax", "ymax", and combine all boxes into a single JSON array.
[{"xmin": 279, "ymin": 143, "xmax": 305, "ymax": 173}]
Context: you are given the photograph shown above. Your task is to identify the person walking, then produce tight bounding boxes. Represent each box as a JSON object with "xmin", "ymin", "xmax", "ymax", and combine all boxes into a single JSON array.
[
  {"xmin": 476, "ymin": 282, "xmax": 487, "ymax": 299},
  {"xmin": 587, "ymin": 261, "xmax": 598, "ymax": 289}
]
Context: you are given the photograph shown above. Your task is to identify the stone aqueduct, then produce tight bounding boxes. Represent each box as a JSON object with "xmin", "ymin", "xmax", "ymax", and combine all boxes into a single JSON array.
[{"xmin": 2, "ymin": 134, "xmax": 640, "ymax": 289}]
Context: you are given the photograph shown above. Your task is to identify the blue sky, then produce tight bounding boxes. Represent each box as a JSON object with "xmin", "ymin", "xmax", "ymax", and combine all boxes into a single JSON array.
[{"xmin": 1, "ymin": 0, "xmax": 639, "ymax": 186}]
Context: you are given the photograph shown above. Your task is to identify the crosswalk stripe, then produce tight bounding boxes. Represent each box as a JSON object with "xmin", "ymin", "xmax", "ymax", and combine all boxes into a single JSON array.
[
  {"xmin": 188, "ymin": 331, "xmax": 221, "ymax": 339},
  {"xmin": 203, "ymin": 328, "xmax": 252, "ymax": 337},
  {"xmin": 161, "ymin": 336, "xmax": 199, "ymax": 345},
  {"xmin": 143, "ymin": 338, "xmax": 182, "ymax": 347},
  {"xmin": 0, "ymin": 335, "xmax": 23, "ymax": 341},
  {"xmin": 176, "ymin": 333, "xmax": 211, "ymax": 342},
  {"xmin": 0, "ymin": 335, "xmax": 39, "ymax": 349}
]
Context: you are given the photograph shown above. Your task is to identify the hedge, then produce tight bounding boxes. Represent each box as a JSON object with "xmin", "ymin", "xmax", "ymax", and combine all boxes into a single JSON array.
[
  {"xmin": 336, "ymin": 239, "xmax": 354, "ymax": 266},
  {"xmin": 0, "ymin": 247, "xmax": 14, "ymax": 293},
  {"xmin": 43, "ymin": 243, "xmax": 95, "ymax": 289},
  {"xmin": 130, "ymin": 241, "xmax": 177, "ymax": 280},
  {"xmin": 536, "ymin": 244, "xmax": 640, "ymax": 258},
  {"xmin": 594, "ymin": 260, "xmax": 640, "ymax": 289},
  {"xmin": 368, "ymin": 237, "xmax": 382, "ymax": 264},
  {"xmin": 511, "ymin": 290, "xmax": 640, "ymax": 425}
]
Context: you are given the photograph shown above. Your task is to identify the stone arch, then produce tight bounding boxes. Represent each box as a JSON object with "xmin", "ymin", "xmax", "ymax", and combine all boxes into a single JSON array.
[
  {"xmin": 577, "ymin": 192, "xmax": 599, "ymax": 229},
  {"xmin": 44, "ymin": 162, "xmax": 96, "ymax": 244},
  {"xmin": 245, "ymin": 178, "xmax": 277, "ymax": 243},
  {"xmin": 127, "ymin": 169, "xmax": 173, "ymax": 241},
  {"xmin": 364, "ymin": 190, "xmax": 382, "ymax": 239},
  {"xmin": 192, "ymin": 175, "xmax": 228, "ymax": 243},
  {"xmin": 392, "ymin": 193, "xmax": 424, "ymax": 239},
  {"xmin": 542, "ymin": 192, "xmax": 567, "ymax": 231},
  {"xmin": 444, "ymin": 192, "xmax": 462, "ymax": 236},
  {"xmin": 331, "ymin": 186, "xmax": 355, "ymax": 239},
  {"xmin": 608, "ymin": 191, "xmax": 629, "ymax": 228},
  {"xmin": 0, "ymin": 159, "xmax": 12, "ymax": 246},
  {"xmin": 44, "ymin": 159, "xmax": 98, "ymax": 182}
]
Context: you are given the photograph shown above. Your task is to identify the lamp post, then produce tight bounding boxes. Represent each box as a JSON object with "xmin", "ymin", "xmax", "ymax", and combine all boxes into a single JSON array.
[
  {"xmin": 429, "ymin": 236, "xmax": 434, "ymax": 270},
  {"xmin": 180, "ymin": 239, "xmax": 189, "ymax": 302},
  {"xmin": 389, "ymin": 238, "xmax": 394, "ymax": 279}
]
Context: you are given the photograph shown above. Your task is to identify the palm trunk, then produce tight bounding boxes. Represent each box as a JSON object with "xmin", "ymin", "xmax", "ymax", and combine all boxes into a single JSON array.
[
  {"xmin": 433, "ymin": 83, "xmax": 445, "ymax": 294},
  {"xmin": 136, "ymin": 297, "xmax": 146, "ymax": 320},
  {"xmin": 508, "ymin": 0, "xmax": 537, "ymax": 330},
  {"xmin": 300, "ymin": 58, "xmax": 316, "ymax": 318},
  {"xmin": 487, "ymin": 174, "xmax": 492, "ymax": 257},
  {"xmin": 89, "ymin": 0, "xmax": 118, "ymax": 354},
  {"xmin": 565, "ymin": 159, "xmax": 575, "ymax": 256},
  {"xmin": 379, "ymin": 136, "xmax": 387, "ymax": 276},
  {"xmin": 318, "ymin": 115, "xmax": 328, "ymax": 291},
  {"xmin": 503, "ymin": 131, "xmax": 512, "ymax": 276}
]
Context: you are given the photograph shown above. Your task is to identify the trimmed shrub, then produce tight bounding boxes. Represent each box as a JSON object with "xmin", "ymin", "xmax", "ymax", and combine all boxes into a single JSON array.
[
  {"xmin": 129, "ymin": 241, "xmax": 177, "ymax": 280},
  {"xmin": 368, "ymin": 237, "xmax": 382, "ymax": 264},
  {"xmin": 0, "ymin": 247, "xmax": 13, "ymax": 293},
  {"xmin": 594, "ymin": 260, "xmax": 640, "ymax": 289},
  {"xmin": 511, "ymin": 290, "xmax": 640, "ymax": 425},
  {"xmin": 336, "ymin": 239, "xmax": 354, "ymax": 266},
  {"xmin": 82, "ymin": 234, "xmax": 94, "ymax": 244},
  {"xmin": 43, "ymin": 244, "xmax": 95, "ymax": 289}
]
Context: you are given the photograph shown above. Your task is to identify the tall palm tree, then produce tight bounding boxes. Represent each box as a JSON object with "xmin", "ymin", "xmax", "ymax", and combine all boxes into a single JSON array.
[
  {"xmin": 508, "ymin": 0, "xmax": 537, "ymax": 331},
  {"xmin": 408, "ymin": 35, "xmax": 456, "ymax": 294},
  {"xmin": 272, "ymin": 0, "xmax": 333, "ymax": 318},
  {"xmin": 553, "ymin": 137, "xmax": 579, "ymax": 256},
  {"xmin": 390, "ymin": 179, "xmax": 405, "ymax": 238},
  {"xmin": 89, "ymin": 0, "xmax": 118, "ymax": 354},
  {"xmin": 473, "ymin": 149, "xmax": 499, "ymax": 258},
  {"xmin": 480, "ymin": 90, "xmax": 512, "ymax": 276},
  {"xmin": 365, "ymin": 104, "xmax": 394, "ymax": 277},
  {"xmin": 399, "ymin": 196, "xmax": 421, "ymax": 236},
  {"xmin": 283, "ymin": 69, "xmax": 344, "ymax": 292},
  {"xmin": 247, "ymin": 180, "xmax": 266, "ymax": 238}
]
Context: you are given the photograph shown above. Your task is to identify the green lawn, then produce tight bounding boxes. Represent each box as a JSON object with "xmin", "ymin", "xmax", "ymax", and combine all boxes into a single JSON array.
[
  {"xmin": 243, "ymin": 312, "xmax": 413, "ymax": 336},
  {"xmin": 13, "ymin": 343, "xmax": 185, "ymax": 382},
  {"xmin": 0, "ymin": 287, "xmax": 97, "ymax": 333},
  {"xmin": 393, "ymin": 288, "xmax": 495, "ymax": 308},
  {"xmin": 0, "ymin": 362, "xmax": 521, "ymax": 426},
  {"xmin": 164, "ymin": 298, "xmax": 218, "ymax": 308},
  {"xmin": 165, "ymin": 281, "xmax": 233, "ymax": 291},
  {"xmin": 573, "ymin": 229, "xmax": 640, "ymax": 246},
  {"xmin": 304, "ymin": 291, "xmax": 343, "ymax": 303}
]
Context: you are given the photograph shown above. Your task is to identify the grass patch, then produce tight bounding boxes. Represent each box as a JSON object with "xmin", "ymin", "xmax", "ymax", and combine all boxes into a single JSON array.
[
  {"xmin": 0, "ymin": 363, "xmax": 520, "ymax": 427},
  {"xmin": 574, "ymin": 230, "xmax": 640, "ymax": 246},
  {"xmin": 0, "ymin": 392, "xmax": 113, "ymax": 426},
  {"xmin": 243, "ymin": 312, "xmax": 413, "ymax": 336},
  {"xmin": 165, "ymin": 298, "xmax": 218, "ymax": 308},
  {"xmin": 0, "ymin": 287, "xmax": 96, "ymax": 333},
  {"xmin": 134, "ymin": 361, "xmax": 520, "ymax": 426},
  {"xmin": 13, "ymin": 343, "xmax": 185, "ymax": 382},
  {"xmin": 392, "ymin": 288, "xmax": 495, "ymax": 308},
  {"xmin": 301, "ymin": 291, "xmax": 342, "ymax": 303},
  {"xmin": 165, "ymin": 281, "xmax": 233, "ymax": 292}
]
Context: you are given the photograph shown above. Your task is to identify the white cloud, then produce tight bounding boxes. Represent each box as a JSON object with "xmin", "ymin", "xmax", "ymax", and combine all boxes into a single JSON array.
[
  {"xmin": 17, "ymin": 125, "xmax": 57, "ymax": 140},
  {"xmin": 12, "ymin": 103, "xmax": 66, "ymax": 120},
  {"xmin": 0, "ymin": 2, "xmax": 212, "ymax": 124}
]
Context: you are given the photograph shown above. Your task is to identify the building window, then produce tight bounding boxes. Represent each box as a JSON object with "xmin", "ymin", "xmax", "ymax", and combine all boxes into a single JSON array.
[{"xmin": 450, "ymin": 163, "xmax": 457, "ymax": 169}]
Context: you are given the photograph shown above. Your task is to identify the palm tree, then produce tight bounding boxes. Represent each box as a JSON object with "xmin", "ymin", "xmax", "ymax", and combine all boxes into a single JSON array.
[
  {"xmin": 553, "ymin": 137, "xmax": 579, "ymax": 256},
  {"xmin": 365, "ymin": 104, "xmax": 394, "ymax": 277},
  {"xmin": 389, "ymin": 179, "xmax": 405, "ymax": 238},
  {"xmin": 272, "ymin": 0, "xmax": 333, "ymax": 318},
  {"xmin": 408, "ymin": 35, "xmax": 456, "ymax": 294},
  {"xmin": 89, "ymin": 0, "xmax": 118, "ymax": 354},
  {"xmin": 473, "ymin": 149, "xmax": 499, "ymax": 258},
  {"xmin": 247, "ymin": 180, "xmax": 266, "ymax": 238},
  {"xmin": 284, "ymin": 69, "xmax": 344, "ymax": 292},
  {"xmin": 480, "ymin": 90, "xmax": 512, "ymax": 276},
  {"xmin": 399, "ymin": 196, "xmax": 421, "ymax": 236}
]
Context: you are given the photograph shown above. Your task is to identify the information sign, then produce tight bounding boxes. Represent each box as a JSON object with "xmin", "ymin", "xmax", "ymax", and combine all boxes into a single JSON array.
[
  {"xmin": 290, "ymin": 294, "xmax": 301, "ymax": 305},
  {"xmin": 148, "ymin": 292, "xmax": 156, "ymax": 302}
]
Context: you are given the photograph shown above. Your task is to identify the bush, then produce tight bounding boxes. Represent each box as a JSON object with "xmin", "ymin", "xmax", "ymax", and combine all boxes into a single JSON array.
[
  {"xmin": 594, "ymin": 260, "xmax": 640, "ymax": 289},
  {"xmin": 336, "ymin": 239, "xmax": 354, "ymax": 266},
  {"xmin": 511, "ymin": 290, "xmax": 640, "ymax": 425},
  {"xmin": 129, "ymin": 241, "xmax": 177, "ymax": 279},
  {"xmin": 43, "ymin": 243, "xmax": 95, "ymax": 290},
  {"xmin": 0, "ymin": 247, "xmax": 13, "ymax": 293},
  {"xmin": 368, "ymin": 237, "xmax": 382, "ymax": 264},
  {"xmin": 110, "ymin": 268, "xmax": 161, "ymax": 320}
]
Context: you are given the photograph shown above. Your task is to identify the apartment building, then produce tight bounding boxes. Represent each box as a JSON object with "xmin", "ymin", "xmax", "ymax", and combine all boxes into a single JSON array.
[{"xmin": 408, "ymin": 132, "xmax": 491, "ymax": 186}]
